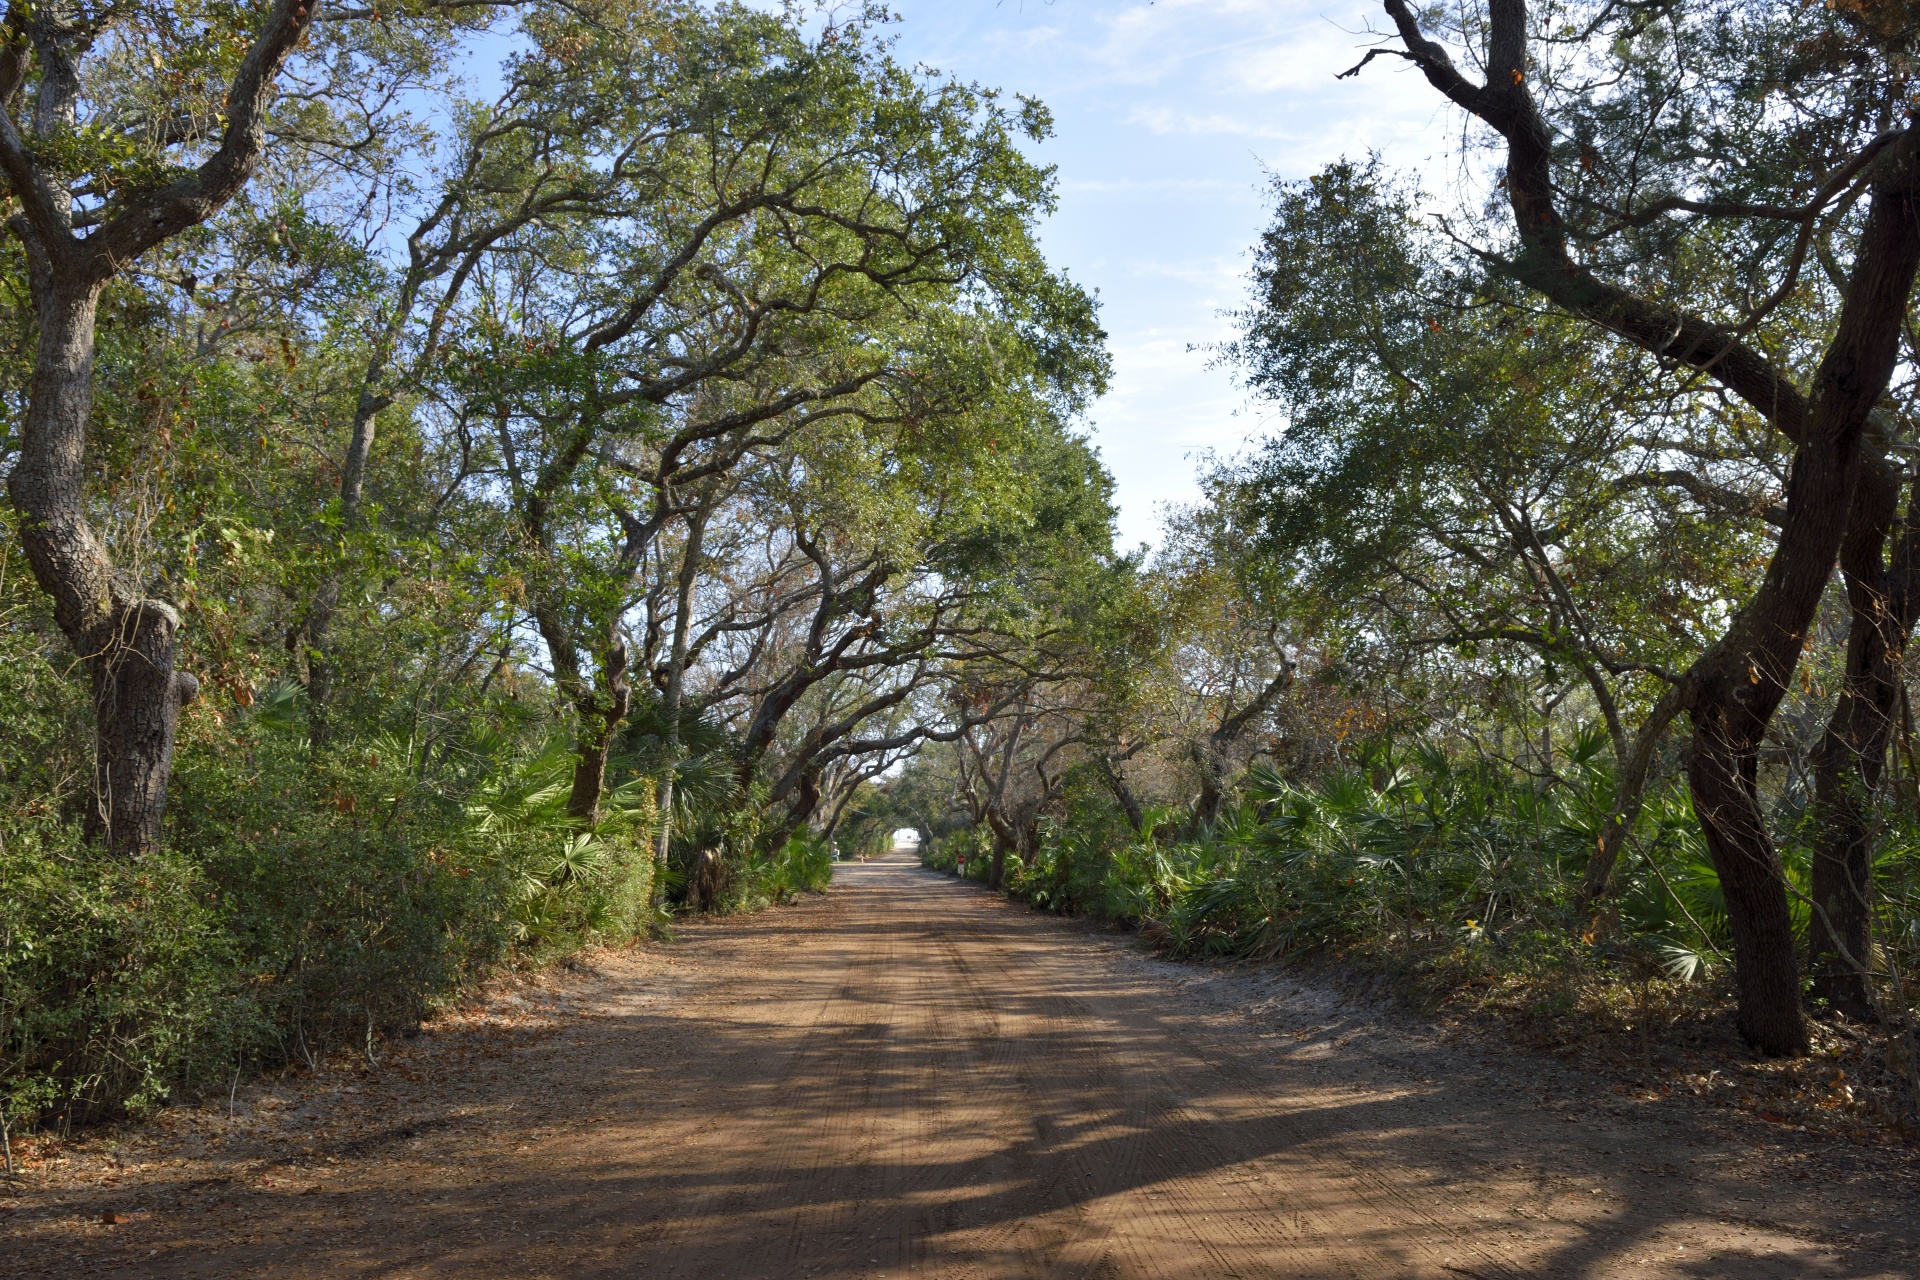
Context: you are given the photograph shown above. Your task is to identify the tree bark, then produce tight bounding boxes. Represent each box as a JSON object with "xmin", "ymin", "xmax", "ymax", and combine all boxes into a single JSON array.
[
  {"xmin": 653, "ymin": 504, "xmax": 709, "ymax": 877},
  {"xmin": 1194, "ymin": 661, "xmax": 1294, "ymax": 829},
  {"xmin": 1808, "ymin": 464, "xmax": 1920, "ymax": 1018},
  {"xmin": 8, "ymin": 278, "xmax": 204, "ymax": 855},
  {"xmin": 0, "ymin": 0, "xmax": 308, "ymax": 854},
  {"xmin": 1576, "ymin": 682, "xmax": 1685, "ymax": 906},
  {"xmin": 89, "ymin": 602, "xmax": 201, "ymax": 855},
  {"xmin": 1194, "ymin": 752, "xmax": 1227, "ymax": 830},
  {"xmin": 304, "ymin": 384, "xmax": 384, "ymax": 750},
  {"xmin": 565, "ymin": 636, "xmax": 630, "ymax": 824},
  {"xmin": 788, "ymin": 767, "xmax": 822, "ymax": 833},
  {"xmin": 1679, "ymin": 173, "xmax": 1920, "ymax": 1053},
  {"xmin": 1100, "ymin": 752, "xmax": 1146, "ymax": 834},
  {"xmin": 1679, "ymin": 143, "xmax": 1920, "ymax": 1055}
]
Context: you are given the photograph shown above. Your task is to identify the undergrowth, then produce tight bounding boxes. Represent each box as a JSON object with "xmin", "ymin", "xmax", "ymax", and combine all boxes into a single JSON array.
[{"xmin": 925, "ymin": 731, "xmax": 1920, "ymax": 1122}]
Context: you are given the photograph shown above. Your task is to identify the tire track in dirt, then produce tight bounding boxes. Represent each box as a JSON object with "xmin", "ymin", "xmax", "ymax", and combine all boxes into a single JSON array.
[
  {"xmin": 931, "ymin": 887, "xmax": 1379, "ymax": 1279},
  {"xmin": 6, "ymin": 853, "xmax": 1914, "ymax": 1279}
]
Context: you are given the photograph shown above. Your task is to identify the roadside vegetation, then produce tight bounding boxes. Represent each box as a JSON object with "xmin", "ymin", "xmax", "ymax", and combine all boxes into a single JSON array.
[
  {"xmin": 0, "ymin": 0, "xmax": 1108, "ymax": 1139},
  {"xmin": 894, "ymin": 0, "xmax": 1920, "ymax": 1142}
]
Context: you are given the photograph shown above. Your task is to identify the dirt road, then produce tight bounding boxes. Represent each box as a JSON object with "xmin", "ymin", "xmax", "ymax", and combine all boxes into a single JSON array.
[{"xmin": 5, "ymin": 855, "xmax": 1917, "ymax": 1278}]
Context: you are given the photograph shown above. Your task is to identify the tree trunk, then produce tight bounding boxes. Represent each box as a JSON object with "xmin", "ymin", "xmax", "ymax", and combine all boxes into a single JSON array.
[
  {"xmin": 564, "ymin": 637, "xmax": 631, "ymax": 825},
  {"xmin": 1679, "ymin": 270, "xmax": 1908, "ymax": 1059},
  {"xmin": 788, "ymin": 768, "xmax": 822, "ymax": 833},
  {"xmin": 987, "ymin": 832, "xmax": 1008, "ymax": 890},
  {"xmin": 1684, "ymin": 141, "xmax": 1920, "ymax": 1057},
  {"xmin": 8, "ymin": 277, "xmax": 199, "ymax": 856},
  {"xmin": 304, "ymin": 388, "xmax": 385, "ymax": 750},
  {"xmin": 1576, "ymin": 682, "xmax": 1685, "ymax": 906},
  {"xmin": 1677, "ymin": 355, "xmax": 1875, "ymax": 1059},
  {"xmin": 1686, "ymin": 712, "xmax": 1808, "ymax": 1055},
  {"xmin": 1194, "ymin": 747, "xmax": 1227, "ymax": 830},
  {"xmin": 89, "ymin": 601, "xmax": 201, "ymax": 855},
  {"xmin": 0, "ymin": 0, "xmax": 309, "ymax": 856},
  {"xmin": 567, "ymin": 718, "xmax": 617, "ymax": 825},
  {"xmin": 1100, "ymin": 752, "xmax": 1146, "ymax": 833},
  {"xmin": 984, "ymin": 802, "xmax": 1026, "ymax": 889},
  {"xmin": 654, "ymin": 506, "xmax": 709, "ymax": 879},
  {"xmin": 1193, "ymin": 661, "xmax": 1293, "ymax": 832},
  {"xmin": 1808, "ymin": 464, "xmax": 1919, "ymax": 1018}
]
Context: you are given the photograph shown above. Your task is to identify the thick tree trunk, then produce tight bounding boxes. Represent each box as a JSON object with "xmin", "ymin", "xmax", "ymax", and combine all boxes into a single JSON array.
[
  {"xmin": 567, "ymin": 721, "xmax": 617, "ymax": 825},
  {"xmin": 1809, "ymin": 466, "xmax": 1919, "ymax": 1018},
  {"xmin": 1680, "ymin": 229, "xmax": 1917, "ymax": 1058},
  {"xmin": 1379, "ymin": 0, "xmax": 1920, "ymax": 1055},
  {"xmin": 983, "ymin": 803, "xmax": 1033, "ymax": 890},
  {"xmin": 1693, "ymin": 144, "xmax": 1920, "ymax": 1056},
  {"xmin": 90, "ymin": 601, "xmax": 200, "ymax": 855},
  {"xmin": 1678, "ymin": 367, "xmax": 1868, "ymax": 1057},
  {"xmin": 788, "ymin": 768, "xmax": 822, "ymax": 832},
  {"xmin": 1687, "ymin": 717, "xmax": 1810, "ymax": 1056},
  {"xmin": 1, "ymin": 0, "xmax": 307, "ymax": 856},
  {"xmin": 1680, "ymin": 264, "xmax": 1915, "ymax": 1059},
  {"xmin": 987, "ymin": 833, "xmax": 1008, "ymax": 890},
  {"xmin": 8, "ymin": 278, "xmax": 198, "ymax": 855},
  {"xmin": 1194, "ymin": 749, "xmax": 1227, "ymax": 830}
]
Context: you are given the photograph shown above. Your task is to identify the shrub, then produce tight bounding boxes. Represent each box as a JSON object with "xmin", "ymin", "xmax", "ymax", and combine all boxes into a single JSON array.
[{"xmin": 0, "ymin": 818, "xmax": 234, "ymax": 1130}]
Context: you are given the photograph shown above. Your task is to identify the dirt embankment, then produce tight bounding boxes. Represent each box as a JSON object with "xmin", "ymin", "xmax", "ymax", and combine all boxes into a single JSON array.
[{"xmin": 3, "ymin": 854, "xmax": 1916, "ymax": 1278}]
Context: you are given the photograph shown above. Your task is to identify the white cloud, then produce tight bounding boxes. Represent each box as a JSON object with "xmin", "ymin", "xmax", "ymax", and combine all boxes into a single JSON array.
[
  {"xmin": 1123, "ymin": 104, "xmax": 1299, "ymax": 141},
  {"xmin": 1116, "ymin": 255, "xmax": 1246, "ymax": 291},
  {"xmin": 877, "ymin": 0, "xmax": 1464, "ymax": 547}
]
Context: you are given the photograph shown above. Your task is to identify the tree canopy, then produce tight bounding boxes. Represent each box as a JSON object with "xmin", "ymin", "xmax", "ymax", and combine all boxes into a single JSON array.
[{"xmin": 6, "ymin": 0, "xmax": 1920, "ymax": 1139}]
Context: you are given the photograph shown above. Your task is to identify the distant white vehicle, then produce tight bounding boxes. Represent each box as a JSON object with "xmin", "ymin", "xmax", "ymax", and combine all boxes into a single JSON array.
[{"xmin": 891, "ymin": 827, "xmax": 923, "ymax": 853}]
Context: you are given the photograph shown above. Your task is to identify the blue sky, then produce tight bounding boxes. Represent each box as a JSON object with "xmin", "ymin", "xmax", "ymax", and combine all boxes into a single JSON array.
[{"xmin": 872, "ymin": 1, "xmax": 1452, "ymax": 549}]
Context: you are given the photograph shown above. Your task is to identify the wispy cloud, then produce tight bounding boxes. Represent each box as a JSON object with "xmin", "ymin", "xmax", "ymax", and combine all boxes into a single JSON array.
[
  {"xmin": 1123, "ymin": 105, "xmax": 1299, "ymax": 141},
  {"xmin": 880, "ymin": 0, "xmax": 1457, "ymax": 547}
]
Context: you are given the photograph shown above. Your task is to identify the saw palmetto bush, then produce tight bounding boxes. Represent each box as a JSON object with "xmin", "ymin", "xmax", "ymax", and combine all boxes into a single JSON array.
[
  {"xmin": 1006, "ymin": 736, "xmax": 1753, "ymax": 1005},
  {"xmin": 465, "ymin": 736, "xmax": 663, "ymax": 952}
]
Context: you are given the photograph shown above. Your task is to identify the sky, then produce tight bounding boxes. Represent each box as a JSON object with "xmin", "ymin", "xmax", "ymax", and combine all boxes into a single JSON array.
[{"xmin": 870, "ymin": 1, "xmax": 1454, "ymax": 550}]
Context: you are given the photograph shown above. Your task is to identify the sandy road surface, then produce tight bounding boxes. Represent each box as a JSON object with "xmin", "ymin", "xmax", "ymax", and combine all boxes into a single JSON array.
[{"xmin": 5, "ymin": 855, "xmax": 1917, "ymax": 1278}]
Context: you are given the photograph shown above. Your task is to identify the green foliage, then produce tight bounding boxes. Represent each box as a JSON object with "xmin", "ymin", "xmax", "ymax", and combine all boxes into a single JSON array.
[
  {"xmin": 461, "ymin": 737, "xmax": 663, "ymax": 952},
  {"xmin": 0, "ymin": 820, "xmax": 232, "ymax": 1130},
  {"xmin": 0, "ymin": 702, "xmax": 681, "ymax": 1129},
  {"xmin": 732, "ymin": 830, "xmax": 836, "ymax": 911},
  {"xmin": 0, "ymin": 0, "xmax": 1112, "ymax": 1133},
  {"xmin": 994, "ymin": 741, "xmax": 1745, "ymax": 1002}
]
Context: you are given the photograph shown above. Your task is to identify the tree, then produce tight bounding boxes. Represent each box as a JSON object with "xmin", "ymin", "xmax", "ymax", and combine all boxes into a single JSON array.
[
  {"xmin": 0, "ymin": 0, "xmax": 503, "ymax": 853},
  {"xmin": 445, "ymin": 5, "xmax": 1106, "ymax": 829},
  {"xmin": 2, "ymin": 0, "xmax": 323, "ymax": 853},
  {"xmin": 1156, "ymin": 501, "xmax": 1297, "ymax": 829},
  {"xmin": 1345, "ymin": 0, "xmax": 1920, "ymax": 1054},
  {"xmin": 1223, "ymin": 160, "xmax": 1790, "ymax": 903},
  {"xmin": 303, "ymin": 0, "xmax": 649, "ymax": 748}
]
